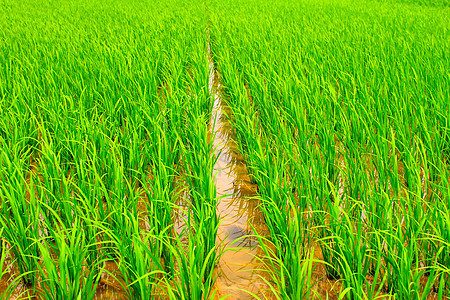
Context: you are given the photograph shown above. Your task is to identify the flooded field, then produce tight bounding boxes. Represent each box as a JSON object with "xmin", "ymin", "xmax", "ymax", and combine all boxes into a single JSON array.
[{"xmin": 0, "ymin": 0, "xmax": 449, "ymax": 299}]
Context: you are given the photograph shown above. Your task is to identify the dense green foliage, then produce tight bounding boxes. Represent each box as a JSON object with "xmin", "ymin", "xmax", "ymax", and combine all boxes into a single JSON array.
[
  {"xmin": 210, "ymin": 0, "xmax": 449, "ymax": 298},
  {"xmin": 0, "ymin": 0, "xmax": 448, "ymax": 298},
  {"xmin": 0, "ymin": 0, "xmax": 219, "ymax": 298}
]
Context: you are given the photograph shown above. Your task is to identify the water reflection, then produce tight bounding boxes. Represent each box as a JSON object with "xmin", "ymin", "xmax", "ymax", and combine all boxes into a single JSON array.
[{"xmin": 208, "ymin": 40, "xmax": 270, "ymax": 299}]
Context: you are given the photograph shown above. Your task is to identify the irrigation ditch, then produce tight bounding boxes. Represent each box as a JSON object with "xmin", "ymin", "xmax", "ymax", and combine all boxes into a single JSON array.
[{"xmin": 207, "ymin": 28, "xmax": 272, "ymax": 299}]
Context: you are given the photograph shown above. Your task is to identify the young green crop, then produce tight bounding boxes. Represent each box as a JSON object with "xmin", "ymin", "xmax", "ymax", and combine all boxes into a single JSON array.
[
  {"xmin": 209, "ymin": 0, "xmax": 450, "ymax": 298},
  {"xmin": 0, "ymin": 0, "xmax": 221, "ymax": 298},
  {"xmin": 1, "ymin": 0, "xmax": 448, "ymax": 298}
]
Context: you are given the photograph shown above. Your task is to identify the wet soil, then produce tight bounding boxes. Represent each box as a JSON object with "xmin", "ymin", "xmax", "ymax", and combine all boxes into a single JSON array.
[{"xmin": 208, "ymin": 39, "xmax": 271, "ymax": 299}]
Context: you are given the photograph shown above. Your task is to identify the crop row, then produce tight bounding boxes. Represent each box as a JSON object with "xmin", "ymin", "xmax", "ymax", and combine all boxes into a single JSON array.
[
  {"xmin": 0, "ymin": 0, "xmax": 222, "ymax": 299},
  {"xmin": 210, "ymin": 0, "xmax": 449, "ymax": 298}
]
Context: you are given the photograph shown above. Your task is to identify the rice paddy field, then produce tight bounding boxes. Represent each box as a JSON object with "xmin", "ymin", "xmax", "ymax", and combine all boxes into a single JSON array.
[{"xmin": 0, "ymin": 0, "xmax": 449, "ymax": 299}]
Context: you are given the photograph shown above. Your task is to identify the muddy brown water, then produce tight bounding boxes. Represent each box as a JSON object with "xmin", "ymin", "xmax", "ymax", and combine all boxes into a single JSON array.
[{"xmin": 207, "ymin": 40, "xmax": 272, "ymax": 299}]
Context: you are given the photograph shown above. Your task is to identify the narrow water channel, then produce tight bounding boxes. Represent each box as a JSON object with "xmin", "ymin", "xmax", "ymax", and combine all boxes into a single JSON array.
[{"xmin": 207, "ymin": 37, "xmax": 270, "ymax": 299}]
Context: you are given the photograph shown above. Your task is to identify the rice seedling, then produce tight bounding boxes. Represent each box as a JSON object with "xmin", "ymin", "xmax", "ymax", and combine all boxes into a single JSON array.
[
  {"xmin": 0, "ymin": 229, "xmax": 31, "ymax": 300},
  {"xmin": 35, "ymin": 217, "xmax": 104, "ymax": 300},
  {"xmin": 168, "ymin": 213, "xmax": 221, "ymax": 300},
  {"xmin": 0, "ymin": 151, "xmax": 41, "ymax": 287}
]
